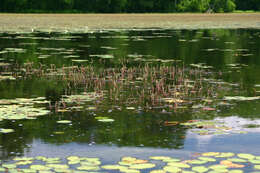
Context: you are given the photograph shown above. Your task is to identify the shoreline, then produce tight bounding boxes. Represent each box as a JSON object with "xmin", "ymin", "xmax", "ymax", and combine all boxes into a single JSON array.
[{"xmin": 1, "ymin": 13, "xmax": 260, "ymax": 33}]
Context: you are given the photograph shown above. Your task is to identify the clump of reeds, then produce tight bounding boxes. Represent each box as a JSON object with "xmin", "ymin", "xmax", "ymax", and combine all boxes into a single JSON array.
[{"xmin": 11, "ymin": 61, "xmax": 225, "ymax": 112}]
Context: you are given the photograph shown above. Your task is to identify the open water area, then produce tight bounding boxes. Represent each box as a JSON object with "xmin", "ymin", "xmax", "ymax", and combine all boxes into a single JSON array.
[{"xmin": 0, "ymin": 29, "xmax": 260, "ymax": 172}]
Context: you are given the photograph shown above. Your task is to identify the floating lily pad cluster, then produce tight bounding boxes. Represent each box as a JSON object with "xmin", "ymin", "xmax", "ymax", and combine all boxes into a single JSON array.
[
  {"xmin": 1, "ymin": 152, "xmax": 260, "ymax": 173},
  {"xmin": 0, "ymin": 97, "xmax": 50, "ymax": 121},
  {"xmin": 181, "ymin": 120, "xmax": 248, "ymax": 136},
  {"xmin": 56, "ymin": 92, "xmax": 104, "ymax": 112}
]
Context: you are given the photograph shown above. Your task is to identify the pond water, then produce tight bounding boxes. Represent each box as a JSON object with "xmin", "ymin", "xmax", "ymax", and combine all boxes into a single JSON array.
[{"xmin": 0, "ymin": 29, "xmax": 260, "ymax": 172}]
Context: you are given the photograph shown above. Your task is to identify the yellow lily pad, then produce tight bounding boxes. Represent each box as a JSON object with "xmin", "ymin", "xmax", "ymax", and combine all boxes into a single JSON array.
[
  {"xmin": 215, "ymin": 152, "xmax": 235, "ymax": 158},
  {"xmin": 57, "ymin": 120, "xmax": 72, "ymax": 124},
  {"xmin": 237, "ymin": 153, "xmax": 255, "ymax": 160},
  {"xmin": 46, "ymin": 164, "xmax": 69, "ymax": 169},
  {"xmin": 2, "ymin": 164, "xmax": 16, "ymax": 169},
  {"xmin": 77, "ymin": 165, "xmax": 100, "ymax": 171},
  {"xmin": 102, "ymin": 165, "xmax": 126, "ymax": 170},
  {"xmin": 30, "ymin": 165, "xmax": 50, "ymax": 171},
  {"xmin": 198, "ymin": 157, "xmax": 216, "ymax": 162},
  {"xmin": 255, "ymin": 165, "xmax": 260, "ymax": 170},
  {"xmin": 167, "ymin": 162, "xmax": 190, "ymax": 168},
  {"xmin": 129, "ymin": 163, "xmax": 156, "ymax": 169},
  {"xmin": 192, "ymin": 166, "xmax": 208, "ymax": 173},
  {"xmin": 163, "ymin": 166, "xmax": 182, "ymax": 173}
]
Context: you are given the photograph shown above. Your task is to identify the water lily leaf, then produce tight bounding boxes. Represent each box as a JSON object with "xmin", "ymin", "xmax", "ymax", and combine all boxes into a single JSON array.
[
  {"xmin": 30, "ymin": 165, "xmax": 50, "ymax": 171},
  {"xmin": 167, "ymin": 162, "xmax": 190, "ymax": 168},
  {"xmin": 16, "ymin": 161, "xmax": 33, "ymax": 165},
  {"xmin": 119, "ymin": 167, "xmax": 140, "ymax": 173},
  {"xmin": 209, "ymin": 165, "xmax": 228, "ymax": 170},
  {"xmin": 2, "ymin": 164, "xmax": 16, "ymax": 169},
  {"xmin": 163, "ymin": 158, "xmax": 181, "ymax": 162},
  {"xmin": 57, "ymin": 120, "xmax": 72, "ymax": 124},
  {"xmin": 67, "ymin": 156, "xmax": 80, "ymax": 161},
  {"xmin": 187, "ymin": 160, "xmax": 208, "ymax": 164},
  {"xmin": 255, "ymin": 165, "xmax": 260, "ymax": 170},
  {"xmin": 98, "ymin": 118, "xmax": 114, "ymax": 122},
  {"xmin": 13, "ymin": 157, "xmax": 34, "ymax": 161},
  {"xmin": 237, "ymin": 153, "xmax": 255, "ymax": 160},
  {"xmin": 68, "ymin": 160, "xmax": 80, "ymax": 165},
  {"xmin": 163, "ymin": 166, "xmax": 182, "ymax": 173},
  {"xmin": 77, "ymin": 166, "xmax": 100, "ymax": 171},
  {"xmin": 215, "ymin": 152, "xmax": 235, "ymax": 158},
  {"xmin": 102, "ymin": 165, "xmax": 126, "ymax": 170},
  {"xmin": 129, "ymin": 163, "xmax": 155, "ymax": 169},
  {"xmin": 198, "ymin": 157, "xmax": 216, "ymax": 162},
  {"xmin": 20, "ymin": 169, "xmax": 37, "ymax": 173},
  {"xmin": 80, "ymin": 160, "xmax": 101, "ymax": 166},
  {"xmin": 122, "ymin": 157, "xmax": 137, "ymax": 162},
  {"xmin": 36, "ymin": 156, "xmax": 47, "ymax": 161},
  {"xmin": 0, "ymin": 128, "xmax": 14, "ymax": 133},
  {"xmin": 46, "ymin": 164, "xmax": 69, "ymax": 169},
  {"xmin": 192, "ymin": 166, "xmax": 208, "ymax": 173},
  {"xmin": 249, "ymin": 160, "xmax": 260, "ymax": 164},
  {"xmin": 229, "ymin": 170, "xmax": 244, "ymax": 173}
]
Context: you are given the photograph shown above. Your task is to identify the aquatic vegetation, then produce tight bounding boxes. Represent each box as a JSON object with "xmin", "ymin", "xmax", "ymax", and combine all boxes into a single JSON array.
[
  {"xmin": 0, "ymin": 97, "xmax": 51, "ymax": 121},
  {"xmin": 0, "ymin": 152, "xmax": 258, "ymax": 172}
]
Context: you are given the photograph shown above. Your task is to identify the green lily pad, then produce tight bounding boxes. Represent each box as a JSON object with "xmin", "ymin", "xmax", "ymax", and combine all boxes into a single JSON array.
[
  {"xmin": 67, "ymin": 156, "xmax": 80, "ymax": 161},
  {"xmin": 229, "ymin": 170, "xmax": 244, "ymax": 173},
  {"xmin": 102, "ymin": 165, "xmax": 126, "ymax": 170},
  {"xmin": 209, "ymin": 165, "xmax": 228, "ymax": 170},
  {"xmin": 255, "ymin": 165, "xmax": 260, "ymax": 170},
  {"xmin": 77, "ymin": 166, "xmax": 100, "ymax": 171},
  {"xmin": 167, "ymin": 162, "xmax": 190, "ymax": 168},
  {"xmin": 215, "ymin": 152, "xmax": 235, "ymax": 158},
  {"xmin": 13, "ymin": 157, "xmax": 34, "ymax": 161},
  {"xmin": 2, "ymin": 164, "xmax": 16, "ymax": 169},
  {"xmin": 0, "ymin": 128, "xmax": 14, "ymax": 133},
  {"xmin": 249, "ymin": 160, "xmax": 260, "ymax": 164},
  {"xmin": 57, "ymin": 120, "xmax": 72, "ymax": 124},
  {"xmin": 163, "ymin": 166, "xmax": 182, "ymax": 173},
  {"xmin": 129, "ymin": 163, "xmax": 155, "ymax": 169},
  {"xmin": 97, "ymin": 118, "xmax": 114, "ymax": 122},
  {"xmin": 187, "ymin": 160, "xmax": 208, "ymax": 164},
  {"xmin": 46, "ymin": 164, "xmax": 69, "ymax": 169},
  {"xmin": 237, "ymin": 153, "xmax": 255, "ymax": 160},
  {"xmin": 16, "ymin": 161, "xmax": 33, "ymax": 165},
  {"xmin": 30, "ymin": 165, "xmax": 50, "ymax": 171},
  {"xmin": 192, "ymin": 166, "xmax": 208, "ymax": 173},
  {"xmin": 20, "ymin": 169, "xmax": 37, "ymax": 173},
  {"xmin": 198, "ymin": 157, "xmax": 216, "ymax": 162}
]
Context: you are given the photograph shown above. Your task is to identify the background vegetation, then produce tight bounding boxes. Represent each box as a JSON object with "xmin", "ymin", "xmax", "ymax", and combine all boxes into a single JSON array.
[{"xmin": 0, "ymin": 0, "xmax": 259, "ymax": 13}]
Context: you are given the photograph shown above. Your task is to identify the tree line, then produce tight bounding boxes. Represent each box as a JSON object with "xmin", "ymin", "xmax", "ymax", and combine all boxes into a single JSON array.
[{"xmin": 0, "ymin": 0, "xmax": 260, "ymax": 13}]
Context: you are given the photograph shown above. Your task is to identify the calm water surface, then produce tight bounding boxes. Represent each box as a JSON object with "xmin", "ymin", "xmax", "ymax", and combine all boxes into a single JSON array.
[{"xmin": 0, "ymin": 29, "xmax": 260, "ymax": 170}]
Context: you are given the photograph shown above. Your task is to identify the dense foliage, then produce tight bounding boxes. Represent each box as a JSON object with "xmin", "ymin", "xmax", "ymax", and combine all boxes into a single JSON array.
[{"xmin": 0, "ymin": 0, "xmax": 259, "ymax": 13}]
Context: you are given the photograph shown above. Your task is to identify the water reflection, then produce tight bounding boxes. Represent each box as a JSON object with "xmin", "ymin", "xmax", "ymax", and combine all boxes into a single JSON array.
[{"xmin": 1, "ymin": 29, "xmax": 260, "ymax": 161}]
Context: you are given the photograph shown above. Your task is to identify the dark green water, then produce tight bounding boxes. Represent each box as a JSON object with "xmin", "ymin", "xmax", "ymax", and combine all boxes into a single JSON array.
[{"xmin": 0, "ymin": 29, "xmax": 260, "ymax": 172}]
